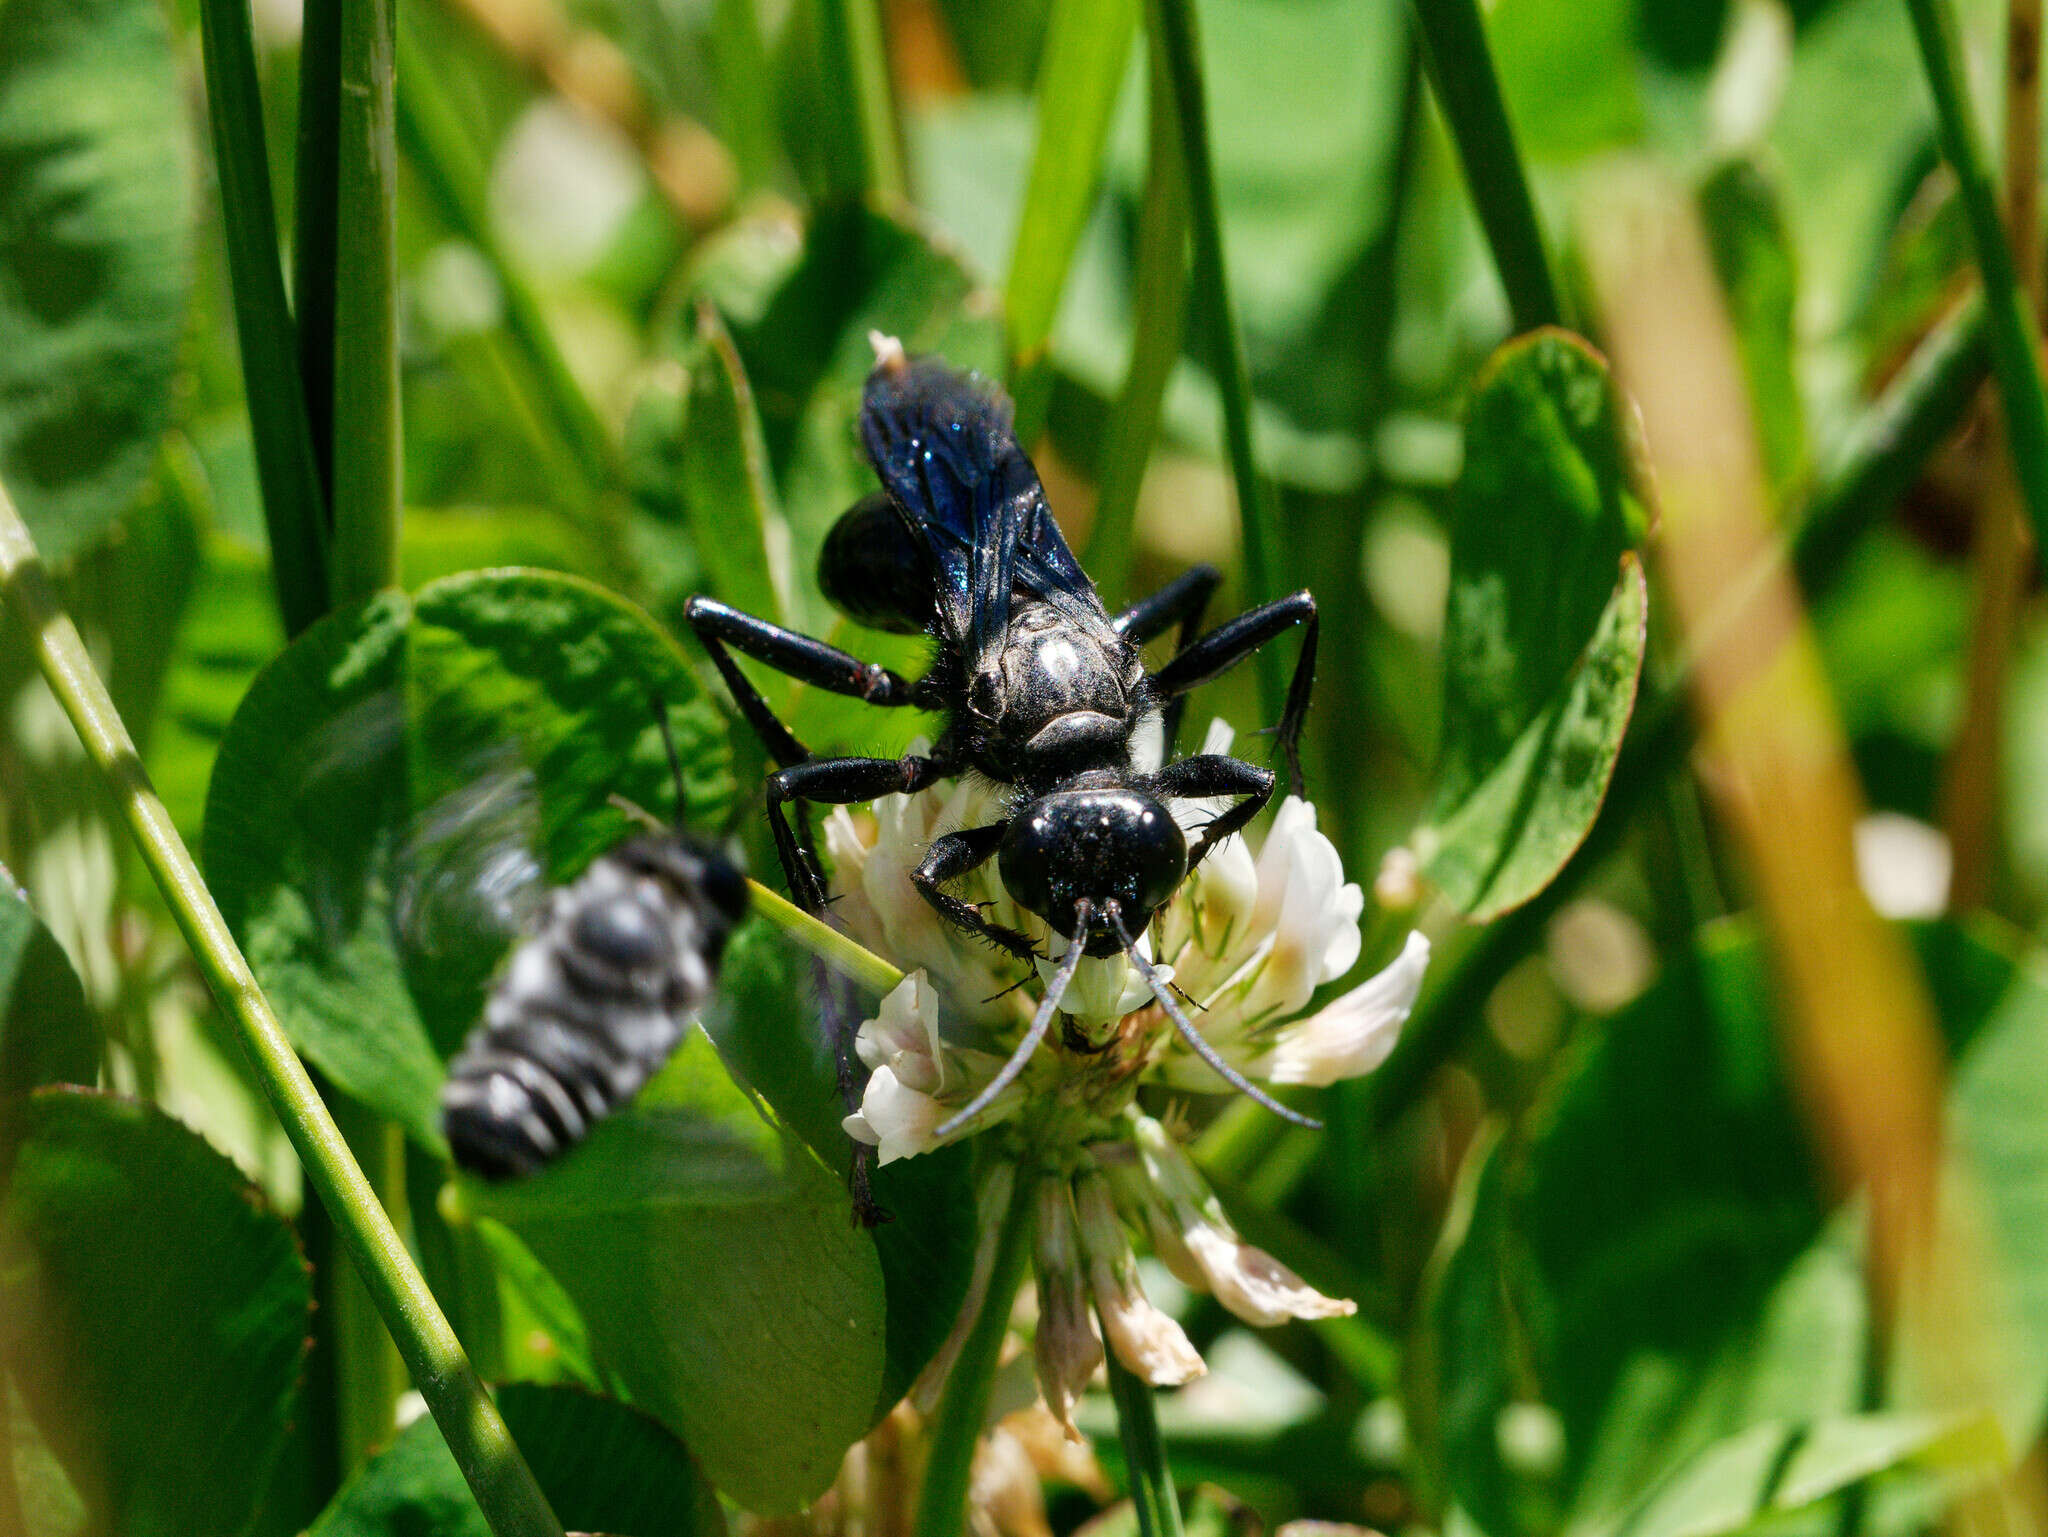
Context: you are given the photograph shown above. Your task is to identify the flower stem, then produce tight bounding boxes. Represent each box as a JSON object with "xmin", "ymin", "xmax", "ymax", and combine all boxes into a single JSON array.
[
  {"xmin": 0, "ymin": 497, "xmax": 563, "ymax": 1537},
  {"xmin": 1408, "ymin": 0, "xmax": 1563, "ymax": 332},
  {"xmin": 194, "ymin": 0, "xmax": 329, "ymax": 636},
  {"xmin": 1102, "ymin": 1341, "xmax": 1184, "ymax": 1537},
  {"xmin": 746, "ymin": 879, "xmax": 905, "ymax": 996},
  {"xmin": 1146, "ymin": 0, "xmax": 1286, "ymax": 722},
  {"xmin": 1904, "ymin": 0, "xmax": 2048, "ymax": 560},
  {"xmin": 914, "ymin": 1167, "xmax": 1036, "ymax": 1537}
]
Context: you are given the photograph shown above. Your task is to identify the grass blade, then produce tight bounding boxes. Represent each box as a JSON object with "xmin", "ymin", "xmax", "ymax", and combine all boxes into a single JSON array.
[
  {"xmin": 815, "ymin": 0, "xmax": 904, "ymax": 201},
  {"xmin": 1410, "ymin": 0, "xmax": 1564, "ymax": 332},
  {"xmin": 1006, "ymin": 0, "xmax": 1140, "ymax": 370},
  {"xmin": 394, "ymin": 10, "xmax": 615, "ymax": 502},
  {"xmin": 1146, "ymin": 0, "xmax": 1286, "ymax": 720},
  {"xmin": 1084, "ymin": 25, "xmax": 1188, "ymax": 606},
  {"xmin": 1904, "ymin": 0, "xmax": 2048, "ymax": 560},
  {"xmin": 295, "ymin": 0, "xmax": 341, "ymax": 504},
  {"xmin": 328, "ymin": 0, "xmax": 400, "ymax": 603},
  {"xmin": 193, "ymin": 0, "xmax": 328, "ymax": 635}
]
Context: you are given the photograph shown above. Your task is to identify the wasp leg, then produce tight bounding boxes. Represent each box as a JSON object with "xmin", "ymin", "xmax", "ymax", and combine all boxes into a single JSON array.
[
  {"xmin": 1112, "ymin": 564, "xmax": 1220, "ymax": 752},
  {"xmin": 684, "ymin": 596, "xmax": 920, "ymax": 771},
  {"xmin": 1149, "ymin": 590, "xmax": 1318, "ymax": 799},
  {"xmin": 763, "ymin": 751, "xmax": 953, "ymax": 1228},
  {"xmin": 685, "ymin": 594, "xmax": 921, "ymax": 910},
  {"xmin": 766, "ymin": 752, "xmax": 952, "ymax": 905},
  {"xmin": 1147, "ymin": 754, "xmax": 1276, "ymax": 870},
  {"xmin": 910, "ymin": 825, "xmax": 1040, "ymax": 961}
]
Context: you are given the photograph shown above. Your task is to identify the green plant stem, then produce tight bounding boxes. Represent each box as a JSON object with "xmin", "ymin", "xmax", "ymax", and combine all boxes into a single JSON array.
[
  {"xmin": 1103, "ymin": 1343, "xmax": 1184, "ymax": 1537},
  {"xmin": 194, "ymin": 0, "xmax": 329, "ymax": 636},
  {"xmin": 747, "ymin": 878, "xmax": 905, "ymax": 996},
  {"xmin": 1085, "ymin": 22, "xmax": 1189, "ymax": 606},
  {"xmin": 329, "ymin": 0, "xmax": 401, "ymax": 604},
  {"xmin": 295, "ymin": 0, "xmax": 342, "ymax": 505},
  {"xmin": 0, "ymin": 499, "xmax": 563, "ymax": 1537},
  {"xmin": 815, "ymin": 0, "xmax": 904, "ymax": 202},
  {"xmin": 1904, "ymin": 0, "xmax": 2048, "ymax": 560},
  {"xmin": 331, "ymin": 1099, "xmax": 408, "ymax": 1471},
  {"xmin": 1006, "ymin": 0, "xmax": 1141, "ymax": 370},
  {"xmin": 1368, "ymin": 294, "xmax": 1990, "ymax": 1138},
  {"xmin": 1146, "ymin": 0, "xmax": 1286, "ymax": 721},
  {"xmin": 394, "ymin": 13, "xmax": 615, "ymax": 501},
  {"xmin": 914, "ymin": 1170, "xmax": 1036, "ymax": 1537},
  {"xmin": 1409, "ymin": 0, "xmax": 1563, "ymax": 332}
]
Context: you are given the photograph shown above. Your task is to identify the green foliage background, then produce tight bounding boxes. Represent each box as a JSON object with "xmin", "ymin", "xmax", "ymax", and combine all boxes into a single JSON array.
[{"xmin": 5, "ymin": 0, "xmax": 2048, "ymax": 1532}]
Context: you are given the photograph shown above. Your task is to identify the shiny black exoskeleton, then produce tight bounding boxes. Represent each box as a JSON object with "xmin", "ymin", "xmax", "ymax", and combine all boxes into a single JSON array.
[{"xmin": 684, "ymin": 342, "xmax": 1322, "ymax": 1207}]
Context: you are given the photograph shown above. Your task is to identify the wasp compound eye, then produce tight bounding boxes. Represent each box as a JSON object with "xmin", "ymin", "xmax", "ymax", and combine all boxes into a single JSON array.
[{"xmin": 999, "ymin": 787, "xmax": 1188, "ymax": 953}]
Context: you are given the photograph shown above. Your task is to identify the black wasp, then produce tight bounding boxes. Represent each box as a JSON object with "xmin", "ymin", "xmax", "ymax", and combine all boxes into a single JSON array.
[
  {"xmin": 685, "ymin": 338, "xmax": 1320, "ymax": 1208},
  {"xmin": 438, "ymin": 714, "xmax": 750, "ymax": 1181}
]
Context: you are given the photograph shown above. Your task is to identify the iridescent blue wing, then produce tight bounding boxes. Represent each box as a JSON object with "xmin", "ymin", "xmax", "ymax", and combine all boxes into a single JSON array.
[{"xmin": 859, "ymin": 352, "xmax": 1096, "ymax": 675}]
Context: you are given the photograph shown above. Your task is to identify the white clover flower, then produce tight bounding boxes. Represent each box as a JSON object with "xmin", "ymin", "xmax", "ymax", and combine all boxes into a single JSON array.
[
  {"xmin": 842, "ymin": 972, "xmax": 1022, "ymax": 1163},
  {"xmin": 824, "ymin": 718, "xmax": 1431, "ymax": 1406}
]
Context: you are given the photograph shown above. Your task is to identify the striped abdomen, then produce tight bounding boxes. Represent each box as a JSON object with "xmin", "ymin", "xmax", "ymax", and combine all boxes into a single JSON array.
[{"xmin": 441, "ymin": 834, "xmax": 747, "ymax": 1180}]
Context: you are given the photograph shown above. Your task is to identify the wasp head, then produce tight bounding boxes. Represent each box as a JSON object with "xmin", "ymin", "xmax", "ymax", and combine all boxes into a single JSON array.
[{"xmin": 998, "ymin": 781, "xmax": 1187, "ymax": 957}]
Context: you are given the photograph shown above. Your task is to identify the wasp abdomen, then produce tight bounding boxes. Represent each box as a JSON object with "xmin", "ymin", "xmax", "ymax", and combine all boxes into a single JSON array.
[{"xmin": 441, "ymin": 835, "xmax": 745, "ymax": 1181}]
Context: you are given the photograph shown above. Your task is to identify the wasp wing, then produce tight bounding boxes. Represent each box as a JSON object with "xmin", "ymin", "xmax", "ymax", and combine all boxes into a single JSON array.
[
  {"xmin": 859, "ymin": 353, "xmax": 1096, "ymax": 676},
  {"xmin": 390, "ymin": 758, "xmax": 548, "ymax": 1052}
]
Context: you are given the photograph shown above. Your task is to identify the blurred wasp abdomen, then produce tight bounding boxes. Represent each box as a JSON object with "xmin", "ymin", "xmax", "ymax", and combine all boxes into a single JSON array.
[{"xmin": 441, "ymin": 833, "xmax": 749, "ymax": 1180}]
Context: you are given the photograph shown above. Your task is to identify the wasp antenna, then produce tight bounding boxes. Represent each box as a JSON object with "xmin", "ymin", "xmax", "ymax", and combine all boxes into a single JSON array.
[
  {"xmin": 932, "ymin": 904, "xmax": 1091, "ymax": 1140},
  {"xmin": 648, "ymin": 693, "xmax": 689, "ymax": 828},
  {"xmin": 1108, "ymin": 907, "xmax": 1322, "ymax": 1131}
]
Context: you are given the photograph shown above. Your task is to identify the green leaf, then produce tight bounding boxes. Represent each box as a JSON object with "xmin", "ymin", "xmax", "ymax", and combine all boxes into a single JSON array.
[
  {"xmin": 203, "ymin": 591, "xmax": 446, "ymax": 1145},
  {"xmin": 470, "ymin": 1029, "xmax": 889, "ymax": 1514},
  {"xmin": 0, "ymin": 882, "xmax": 96, "ymax": 1099},
  {"xmin": 206, "ymin": 570, "xmax": 738, "ymax": 1139},
  {"xmin": 1427, "ymin": 918, "xmax": 2048, "ymax": 1537},
  {"xmin": 702, "ymin": 923, "xmax": 978, "ymax": 1417},
  {"xmin": 625, "ymin": 302, "xmax": 792, "ymax": 627},
  {"xmin": 0, "ymin": 0, "xmax": 193, "ymax": 561},
  {"xmin": 1613, "ymin": 1412, "xmax": 2002, "ymax": 1537},
  {"xmin": 1419, "ymin": 330, "xmax": 1649, "ymax": 920},
  {"xmin": 1698, "ymin": 159, "xmax": 1807, "ymax": 495},
  {"xmin": 310, "ymin": 1382, "xmax": 725, "ymax": 1537},
  {"xmin": 404, "ymin": 566, "xmax": 734, "ymax": 906},
  {"xmin": 1487, "ymin": 0, "xmax": 1641, "ymax": 162},
  {"xmin": 0, "ymin": 1089, "xmax": 310, "ymax": 1537},
  {"xmin": 1005, "ymin": 0, "xmax": 1139, "ymax": 363}
]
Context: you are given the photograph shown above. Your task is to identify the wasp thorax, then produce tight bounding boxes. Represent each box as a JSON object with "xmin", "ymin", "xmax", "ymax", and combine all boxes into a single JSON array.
[{"xmin": 999, "ymin": 785, "xmax": 1188, "ymax": 955}]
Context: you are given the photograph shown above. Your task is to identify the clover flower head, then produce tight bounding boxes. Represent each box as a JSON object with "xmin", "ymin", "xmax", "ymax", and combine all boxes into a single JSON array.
[{"xmin": 825, "ymin": 720, "xmax": 1431, "ymax": 1409}]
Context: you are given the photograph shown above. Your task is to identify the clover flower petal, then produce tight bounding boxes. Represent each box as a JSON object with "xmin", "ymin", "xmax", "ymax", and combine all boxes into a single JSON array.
[
  {"xmin": 1260, "ymin": 929, "xmax": 1432, "ymax": 1087},
  {"xmin": 1031, "ymin": 1179, "xmax": 1102, "ymax": 1439},
  {"xmin": 1073, "ymin": 1171, "xmax": 1204, "ymax": 1387},
  {"xmin": 1181, "ymin": 1225, "xmax": 1356, "ymax": 1327},
  {"xmin": 853, "ymin": 972, "xmax": 947, "ymax": 1093}
]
